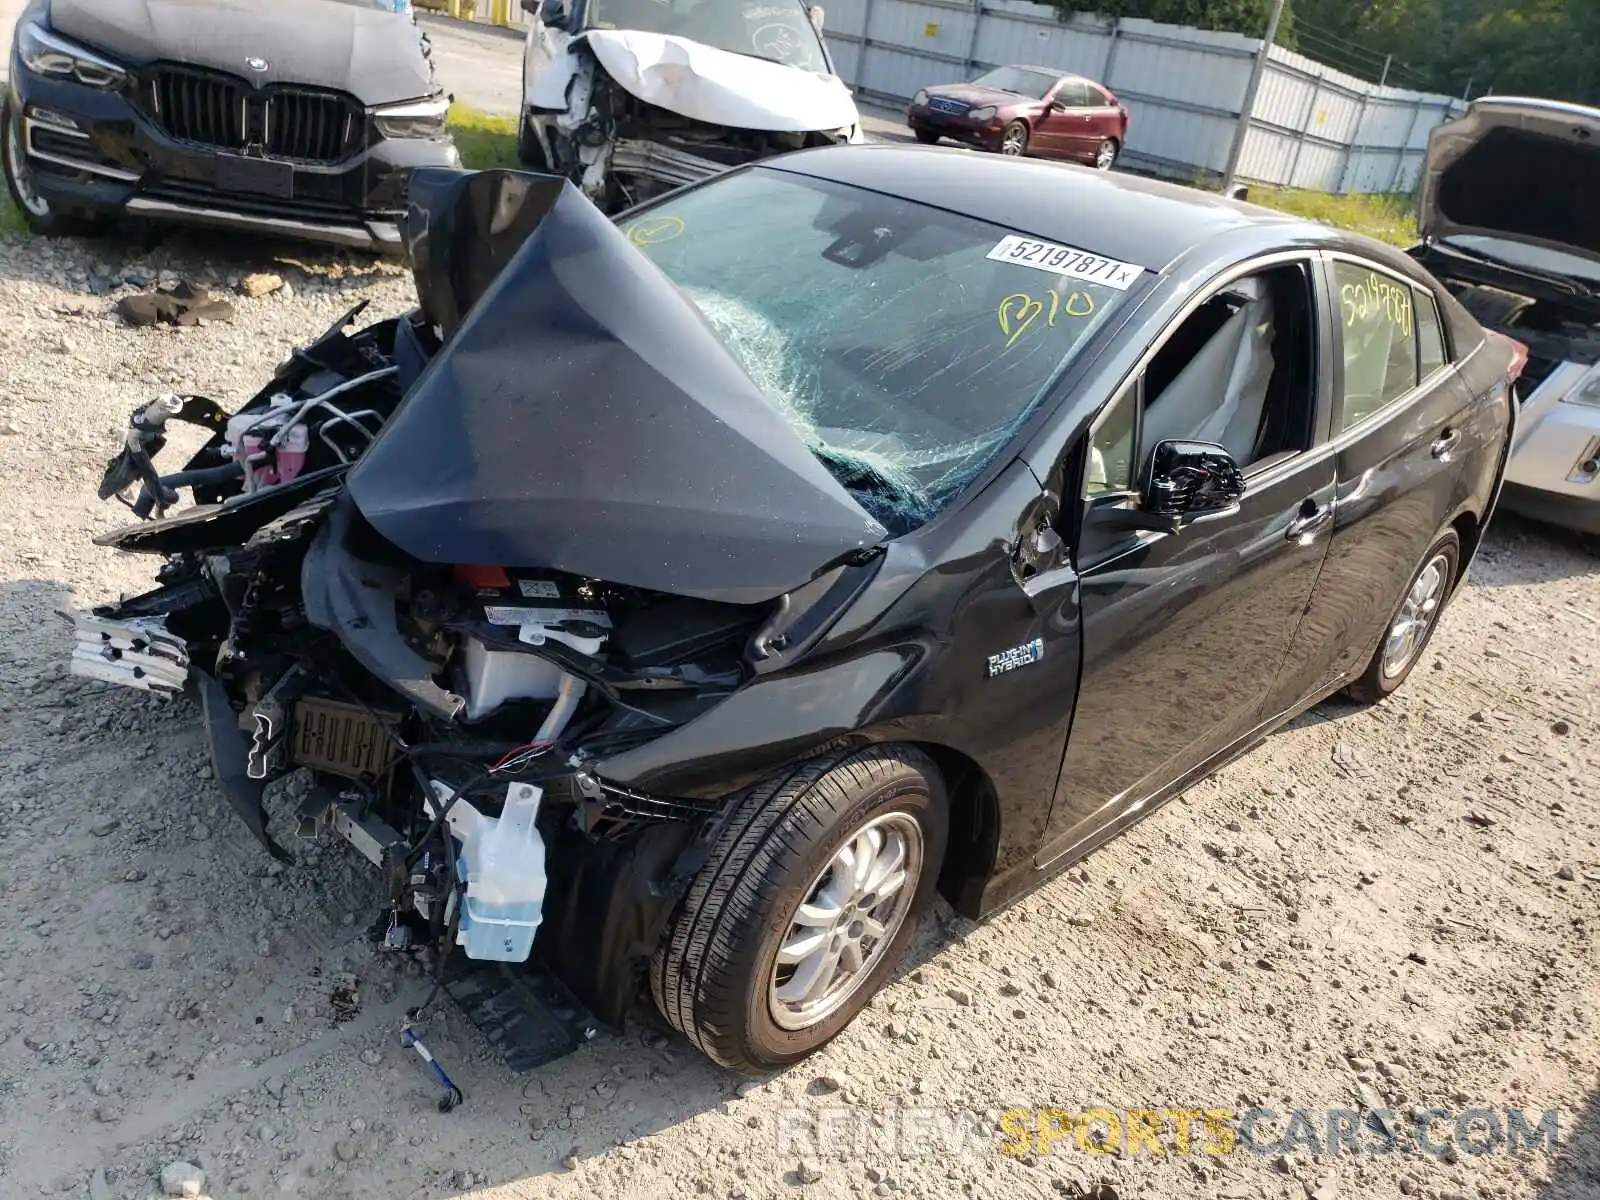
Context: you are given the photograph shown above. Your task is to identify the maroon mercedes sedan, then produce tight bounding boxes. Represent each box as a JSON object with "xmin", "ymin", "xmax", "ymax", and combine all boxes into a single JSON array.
[{"xmin": 908, "ymin": 65, "xmax": 1130, "ymax": 168}]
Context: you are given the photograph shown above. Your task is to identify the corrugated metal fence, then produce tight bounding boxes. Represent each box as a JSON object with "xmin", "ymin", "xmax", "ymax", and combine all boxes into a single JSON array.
[{"xmin": 820, "ymin": 0, "xmax": 1465, "ymax": 193}]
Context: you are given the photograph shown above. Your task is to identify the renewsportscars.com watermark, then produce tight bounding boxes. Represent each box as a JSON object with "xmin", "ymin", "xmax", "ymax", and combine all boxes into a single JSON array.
[{"xmin": 773, "ymin": 1105, "xmax": 1561, "ymax": 1160}]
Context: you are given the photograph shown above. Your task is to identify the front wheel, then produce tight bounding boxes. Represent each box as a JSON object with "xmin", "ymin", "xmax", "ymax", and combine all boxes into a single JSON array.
[
  {"xmin": 651, "ymin": 746, "xmax": 949, "ymax": 1072},
  {"xmin": 2, "ymin": 100, "xmax": 108, "ymax": 237},
  {"xmin": 1345, "ymin": 528, "xmax": 1460, "ymax": 703},
  {"xmin": 999, "ymin": 120, "xmax": 1029, "ymax": 156},
  {"xmin": 912, "ymin": 126, "xmax": 940, "ymax": 145},
  {"xmin": 516, "ymin": 111, "xmax": 550, "ymax": 171}
]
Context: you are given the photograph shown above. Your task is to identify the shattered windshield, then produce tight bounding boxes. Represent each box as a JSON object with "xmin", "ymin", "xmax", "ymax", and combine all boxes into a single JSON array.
[
  {"xmin": 971, "ymin": 66, "xmax": 1057, "ymax": 99},
  {"xmin": 587, "ymin": 0, "xmax": 829, "ymax": 73},
  {"xmin": 622, "ymin": 168, "xmax": 1133, "ymax": 532}
]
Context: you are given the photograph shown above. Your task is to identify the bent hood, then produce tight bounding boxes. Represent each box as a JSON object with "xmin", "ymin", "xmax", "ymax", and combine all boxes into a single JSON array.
[
  {"xmin": 1419, "ymin": 97, "xmax": 1600, "ymax": 267},
  {"xmin": 348, "ymin": 168, "xmax": 886, "ymax": 606},
  {"xmin": 48, "ymin": 0, "xmax": 434, "ymax": 106},
  {"xmin": 585, "ymin": 29, "xmax": 858, "ymax": 133}
]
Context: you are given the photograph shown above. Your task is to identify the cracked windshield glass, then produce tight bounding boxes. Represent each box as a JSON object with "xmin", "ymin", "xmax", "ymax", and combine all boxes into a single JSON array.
[
  {"xmin": 624, "ymin": 168, "xmax": 1134, "ymax": 531},
  {"xmin": 590, "ymin": 0, "xmax": 829, "ymax": 72}
]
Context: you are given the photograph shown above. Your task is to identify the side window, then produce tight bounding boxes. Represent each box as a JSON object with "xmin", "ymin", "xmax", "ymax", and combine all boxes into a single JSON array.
[
  {"xmin": 1415, "ymin": 286, "xmax": 1447, "ymax": 378},
  {"xmin": 1137, "ymin": 262, "xmax": 1317, "ymax": 469},
  {"xmin": 1334, "ymin": 260, "xmax": 1420, "ymax": 432},
  {"xmin": 1084, "ymin": 382, "xmax": 1137, "ymax": 498},
  {"xmin": 1090, "ymin": 86, "xmax": 1114, "ymax": 106},
  {"xmin": 1055, "ymin": 80, "xmax": 1091, "ymax": 108}
]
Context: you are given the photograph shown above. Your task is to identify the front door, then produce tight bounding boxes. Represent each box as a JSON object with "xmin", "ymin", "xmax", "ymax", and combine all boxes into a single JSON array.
[
  {"xmin": 1036, "ymin": 79, "xmax": 1092, "ymax": 158},
  {"xmin": 1036, "ymin": 257, "xmax": 1335, "ymax": 866}
]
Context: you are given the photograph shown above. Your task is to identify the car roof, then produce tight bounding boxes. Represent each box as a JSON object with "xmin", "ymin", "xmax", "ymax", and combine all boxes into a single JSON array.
[{"xmin": 765, "ymin": 144, "xmax": 1328, "ymax": 273}]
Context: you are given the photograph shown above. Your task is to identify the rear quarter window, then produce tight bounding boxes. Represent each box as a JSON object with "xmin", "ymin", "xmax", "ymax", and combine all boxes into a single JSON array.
[{"xmin": 1415, "ymin": 286, "xmax": 1448, "ymax": 377}]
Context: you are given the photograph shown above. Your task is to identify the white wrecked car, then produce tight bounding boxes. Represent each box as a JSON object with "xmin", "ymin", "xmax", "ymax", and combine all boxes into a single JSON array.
[
  {"xmin": 1412, "ymin": 97, "xmax": 1600, "ymax": 536},
  {"xmin": 516, "ymin": 0, "xmax": 862, "ymax": 210}
]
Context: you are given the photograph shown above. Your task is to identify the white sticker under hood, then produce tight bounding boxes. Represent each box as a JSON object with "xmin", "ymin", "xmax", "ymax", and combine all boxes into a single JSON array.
[{"xmin": 584, "ymin": 29, "xmax": 859, "ymax": 134}]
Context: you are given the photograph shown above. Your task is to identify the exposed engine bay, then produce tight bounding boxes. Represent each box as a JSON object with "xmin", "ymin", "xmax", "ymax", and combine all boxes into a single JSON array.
[
  {"xmin": 522, "ymin": 22, "xmax": 861, "ymax": 211},
  {"xmin": 71, "ymin": 167, "xmax": 889, "ymax": 1054},
  {"xmin": 1437, "ymin": 274, "xmax": 1600, "ymax": 394}
]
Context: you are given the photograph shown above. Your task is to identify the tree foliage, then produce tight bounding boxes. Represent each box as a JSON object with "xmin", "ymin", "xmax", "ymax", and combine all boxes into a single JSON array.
[{"xmin": 1058, "ymin": 0, "xmax": 1600, "ymax": 104}]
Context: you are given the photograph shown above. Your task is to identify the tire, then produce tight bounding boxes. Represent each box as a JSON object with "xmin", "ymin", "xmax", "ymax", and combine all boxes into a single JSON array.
[
  {"xmin": 2, "ymin": 100, "xmax": 109, "ymax": 237},
  {"xmin": 912, "ymin": 126, "xmax": 940, "ymax": 145},
  {"xmin": 516, "ymin": 112, "xmax": 550, "ymax": 171},
  {"xmin": 1093, "ymin": 137, "xmax": 1120, "ymax": 170},
  {"xmin": 999, "ymin": 120, "xmax": 1029, "ymax": 156},
  {"xmin": 1345, "ymin": 528, "xmax": 1461, "ymax": 703},
  {"xmin": 651, "ymin": 745, "xmax": 949, "ymax": 1073}
]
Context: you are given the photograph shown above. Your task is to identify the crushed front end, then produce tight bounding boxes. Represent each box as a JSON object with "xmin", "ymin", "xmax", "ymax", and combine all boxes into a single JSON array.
[{"xmin": 69, "ymin": 167, "xmax": 886, "ymax": 1055}]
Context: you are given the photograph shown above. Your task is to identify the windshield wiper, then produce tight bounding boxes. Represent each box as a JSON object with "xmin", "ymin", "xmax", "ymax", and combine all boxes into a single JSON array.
[{"xmin": 1435, "ymin": 239, "xmax": 1597, "ymax": 300}]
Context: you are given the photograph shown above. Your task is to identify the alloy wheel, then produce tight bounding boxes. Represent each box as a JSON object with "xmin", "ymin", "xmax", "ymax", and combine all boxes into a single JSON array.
[
  {"xmin": 1095, "ymin": 139, "xmax": 1117, "ymax": 170},
  {"xmin": 4, "ymin": 113, "xmax": 50, "ymax": 219},
  {"xmin": 1001, "ymin": 124, "xmax": 1027, "ymax": 155},
  {"xmin": 1381, "ymin": 552, "xmax": 1449, "ymax": 678},
  {"xmin": 769, "ymin": 811, "xmax": 924, "ymax": 1031}
]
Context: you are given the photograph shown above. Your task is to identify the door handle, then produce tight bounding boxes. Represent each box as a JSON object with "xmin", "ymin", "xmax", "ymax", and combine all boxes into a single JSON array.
[
  {"xmin": 1285, "ymin": 502, "xmax": 1334, "ymax": 543},
  {"xmin": 1431, "ymin": 429, "xmax": 1461, "ymax": 461}
]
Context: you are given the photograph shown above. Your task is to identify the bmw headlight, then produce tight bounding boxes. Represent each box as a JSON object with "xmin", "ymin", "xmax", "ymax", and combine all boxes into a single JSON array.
[
  {"xmin": 17, "ymin": 20, "xmax": 127, "ymax": 89},
  {"xmin": 1566, "ymin": 367, "xmax": 1600, "ymax": 409},
  {"xmin": 968, "ymin": 105, "xmax": 997, "ymax": 121},
  {"xmin": 912, "ymin": 90, "xmax": 929, "ymax": 107},
  {"xmin": 373, "ymin": 96, "xmax": 450, "ymax": 140}
]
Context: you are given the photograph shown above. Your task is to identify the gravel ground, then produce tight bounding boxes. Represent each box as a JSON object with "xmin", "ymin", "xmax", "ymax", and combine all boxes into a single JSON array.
[{"xmin": 0, "ymin": 223, "xmax": 1597, "ymax": 1200}]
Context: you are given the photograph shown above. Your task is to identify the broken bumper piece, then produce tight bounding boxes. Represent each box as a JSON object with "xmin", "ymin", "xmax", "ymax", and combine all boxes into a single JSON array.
[
  {"xmin": 609, "ymin": 138, "xmax": 726, "ymax": 190},
  {"xmin": 70, "ymin": 612, "xmax": 189, "ymax": 695}
]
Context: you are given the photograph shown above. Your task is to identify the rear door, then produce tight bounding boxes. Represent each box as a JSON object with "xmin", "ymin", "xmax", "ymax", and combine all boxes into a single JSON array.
[{"xmin": 1267, "ymin": 254, "xmax": 1479, "ymax": 704}]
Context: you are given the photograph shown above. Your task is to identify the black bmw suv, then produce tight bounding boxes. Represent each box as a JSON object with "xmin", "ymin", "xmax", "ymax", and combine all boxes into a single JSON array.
[{"xmin": 3, "ymin": 0, "xmax": 460, "ymax": 252}]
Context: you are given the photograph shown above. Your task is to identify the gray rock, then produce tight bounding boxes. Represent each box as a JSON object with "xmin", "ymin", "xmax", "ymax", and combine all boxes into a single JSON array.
[
  {"xmin": 795, "ymin": 1159, "xmax": 823, "ymax": 1184},
  {"xmin": 1556, "ymin": 864, "xmax": 1576, "ymax": 882},
  {"xmin": 160, "ymin": 1161, "xmax": 205, "ymax": 1198},
  {"xmin": 89, "ymin": 815, "xmax": 119, "ymax": 837},
  {"xmin": 333, "ymin": 1138, "xmax": 359, "ymax": 1163},
  {"xmin": 945, "ymin": 988, "xmax": 972, "ymax": 1006}
]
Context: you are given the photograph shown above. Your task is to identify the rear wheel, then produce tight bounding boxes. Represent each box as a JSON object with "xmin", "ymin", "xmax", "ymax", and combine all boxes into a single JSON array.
[
  {"xmin": 912, "ymin": 126, "xmax": 940, "ymax": 145},
  {"xmin": 651, "ymin": 746, "xmax": 948, "ymax": 1072},
  {"xmin": 2, "ymin": 100, "xmax": 108, "ymax": 237},
  {"xmin": 1346, "ymin": 529, "xmax": 1460, "ymax": 703},
  {"xmin": 999, "ymin": 120, "xmax": 1030, "ymax": 156},
  {"xmin": 1093, "ymin": 137, "xmax": 1119, "ymax": 170}
]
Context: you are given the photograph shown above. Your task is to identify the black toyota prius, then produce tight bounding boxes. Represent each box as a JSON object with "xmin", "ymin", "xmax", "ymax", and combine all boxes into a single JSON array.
[{"xmin": 73, "ymin": 145, "xmax": 1521, "ymax": 1077}]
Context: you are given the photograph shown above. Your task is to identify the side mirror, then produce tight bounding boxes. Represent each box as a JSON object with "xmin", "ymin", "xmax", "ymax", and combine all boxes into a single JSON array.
[
  {"xmin": 1049, "ymin": 98, "xmax": 1066, "ymax": 112},
  {"xmin": 1089, "ymin": 440, "xmax": 1245, "ymax": 534},
  {"xmin": 807, "ymin": 5, "xmax": 824, "ymax": 31},
  {"xmin": 1143, "ymin": 439, "xmax": 1245, "ymax": 518}
]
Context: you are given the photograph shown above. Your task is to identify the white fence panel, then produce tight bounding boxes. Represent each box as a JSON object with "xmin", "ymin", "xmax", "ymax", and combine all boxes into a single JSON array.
[{"xmin": 821, "ymin": 5, "xmax": 1465, "ymax": 193}]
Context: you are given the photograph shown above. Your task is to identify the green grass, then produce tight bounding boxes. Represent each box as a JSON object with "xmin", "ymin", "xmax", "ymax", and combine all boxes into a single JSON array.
[
  {"xmin": 448, "ymin": 103, "xmax": 520, "ymax": 171},
  {"xmin": 0, "ymin": 194, "xmax": 27, "ymax": 236},
  {"xmin": 1244, "ymin": 186, "xmax": 1419, "ymax": 247}
]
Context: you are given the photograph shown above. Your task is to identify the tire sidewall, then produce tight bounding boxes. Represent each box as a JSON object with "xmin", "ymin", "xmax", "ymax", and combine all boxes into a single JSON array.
[
  {"xmin": 1, "ymin": 100, "xmax": 49, "ymax": 231},
  {"xmin": 736, "ymin": 761, "xmax": 947, "ymax": 1066},
  {"xmin": 1001, "ymin": 121, "xmax": 1029, "ymax": 155},
  {"xmin": 1367, "ymin": 529, "xmax": 1461, "ymax": 696}
]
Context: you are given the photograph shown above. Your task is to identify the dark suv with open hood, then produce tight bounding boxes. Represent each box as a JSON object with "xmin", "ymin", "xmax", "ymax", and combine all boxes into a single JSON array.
[{"xmin": 3, "ymin": 0, "xmax": 460, "ymax": 251}]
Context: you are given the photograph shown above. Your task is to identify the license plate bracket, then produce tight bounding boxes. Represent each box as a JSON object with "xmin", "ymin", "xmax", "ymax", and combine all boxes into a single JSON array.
[
  {"xmin": 291, "ymin": 696, "xmax": 399, "ymax": 780},
  {"xmin": 213, "ymin": 153, "xmax": 294, "ymax": 199}
]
